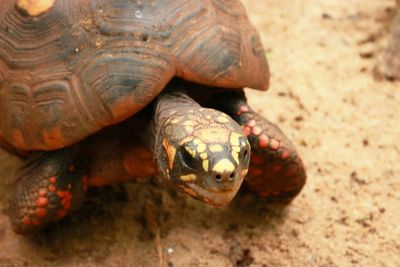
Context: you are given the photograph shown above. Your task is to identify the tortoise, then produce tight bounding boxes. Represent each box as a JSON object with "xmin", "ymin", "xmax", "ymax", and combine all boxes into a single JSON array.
[{"xmin": 0, "ymin": 0, "xmax": 306, "ymax": 234}]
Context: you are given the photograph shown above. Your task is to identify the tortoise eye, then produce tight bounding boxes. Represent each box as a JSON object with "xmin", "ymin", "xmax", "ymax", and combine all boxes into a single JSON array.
[
  {"xmin": 242, "ymin": 148, "xmax": 250, "ymax": 163},
  {"xmin": 181, "ymin": 147, "xmax": 196, "ymax": 169}
]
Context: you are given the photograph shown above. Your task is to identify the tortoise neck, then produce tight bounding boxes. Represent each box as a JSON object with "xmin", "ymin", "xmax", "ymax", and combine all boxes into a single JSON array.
[{"xmin": 155, "ymin": 91, "xmax": 201, "ymax": 123}]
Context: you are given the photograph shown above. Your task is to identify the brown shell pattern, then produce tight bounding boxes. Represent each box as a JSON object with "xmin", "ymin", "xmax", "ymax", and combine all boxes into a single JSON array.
[{"xmin": 0, "ymin": 0, "xmax": 269, "ymax": 151}]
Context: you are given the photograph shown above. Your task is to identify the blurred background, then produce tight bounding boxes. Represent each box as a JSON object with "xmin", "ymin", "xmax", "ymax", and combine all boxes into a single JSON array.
[{"xmin": 1, "ymin": 0, "xmax": 399, "ymax": 266}]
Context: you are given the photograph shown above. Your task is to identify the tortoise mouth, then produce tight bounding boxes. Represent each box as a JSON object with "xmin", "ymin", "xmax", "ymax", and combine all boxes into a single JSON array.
[
  {"xmin": 205, "ymin": 186, "xmax": 234, "ymax": 193},
  {"xmin": 166, "ymin": 164, "xmax": 246, "ymax": 206},
  {"xmin": 185, "ymin": 180, "xmax": 242, "ymax": 207}
]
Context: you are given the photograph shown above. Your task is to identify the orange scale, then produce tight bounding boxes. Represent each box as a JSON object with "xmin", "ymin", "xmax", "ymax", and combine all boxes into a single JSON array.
[
  {"xmin": 56, "ymin": 190, "xmax": 68, "ymax": 198},
  {"xmin": 243, "ymin": 126, "xmax": 251, "ymax": 136},
  {"xmin": 39, "ymin": 189, "xmax": 47, "ymax": 197},
  {"xmin": 269, "ymin": 139, "xmax": 280, "ymax": 150},
  {"xmin": 247, "ymin": 119, "xmax": 256, "ymax": 127},
  {"xmin": 36, "ymin": 197, "xmax": 48, "ymax": 207},
  {"xmin": 258, "ymin": 134, "xmax": 269, "ymax": 148},
  {"xmin": 36, "ymin": 208, "xmax": 48, "ymax": 218},
  {"xmin": 280, "ymin": 150, "xmax": 290, "ymax": 160},
  {"xmin": 48, "ymin": 185, "xmax": 56, "ymax": 192},
  {"xmin": 22, "ymin": 216, "xmax": 31, "ymax": 225},
  {"xmin": 252, "ymin": 126, "xmax": 262, "ymax": 136},
  {"xmin": 63, "ymin": 202, "xmax": 71, "ymax": 211},
  {"xmin": 64, "ymin": 194, "xmax": 72, "ymax": 202},
  {"xmin": 61, "ymin": 197, "xmax": 71, "ymax": 207}
]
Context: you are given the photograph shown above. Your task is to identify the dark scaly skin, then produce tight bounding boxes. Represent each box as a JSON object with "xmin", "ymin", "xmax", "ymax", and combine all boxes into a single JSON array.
[
  {"xmin": 9, "ymin": 147, "xmax": 87, "ymax": 234},
  {"xmin": 208, "ymin": 91, "xmax": 306, "ymax": 204},
  {"xmin": 86, "ymin": 126, "xmax": 157, "ymax": 186}
]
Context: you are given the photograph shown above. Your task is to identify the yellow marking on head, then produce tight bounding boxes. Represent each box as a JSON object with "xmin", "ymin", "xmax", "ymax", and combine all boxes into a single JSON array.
[
  {"xmin": 209, "ymin": 144, "xmax": 223, "ymax": 152},
  {"xmin": 184, "ymin": 145, "xmax": 197, "ymax": 158},
  {"xmin": 197, "ymin": 143, "xmax": 206, "ymax": 153},
  {"xmin": 203, "ymin": 159, "xmax": 209, "ymax": 171},
  {"xmin": 241, "ymin": 169, "xmax": 249, "ymax": 177},
  {"xmin": 162, "ymin": 138, "xmax": 176, "ymax": 170},
  {"xmin": 200, "ymin": 153, "xmax": 208, "ymax": 160},
  {"xmin": 217, "ymin": 116, "xmax": 230, "ymax": 123},
  {"xmin": 193, "ymin": 138, "xmax": 202, "ymax": 145},
  {"xmin": 180, "ymin": 174, "xmax": 197, "ymax": 182},
  {"xmin": 230, "ymin": 132, "xmax": 241, "ymax": 147},
  {"xmin": 185, "ymin": 126, "xmax": 194, "ymax": 134},
  {"xmin": 181, "ymin": 187, "xmax": 197, "ymax": 197},
  {"xmin": 17, "ymin": 0, "xmax": 55, "ymax": 16},
  {"xmin": 213, "ymin": 159, "xmax": 235, "ymax": 173},
  {"xmin": 197, "ymin": 128, "xmax": 230, "ymax": 143},
  {"xmin": 231, "ymin": 151, "xmax": 239, "ymax": 165},
  {"xmin": 197, "ymin": 117, "xmax": 210, "ymax": 125},
  {"xmin": 169, "ymin": 118, "xmax": 180, "ymax": 124},
  {"xmin": 180, "ymin": 136, "xmax": 194, "ymax": 145},
  {"xmin": 232, "ymin": 146, "xmax": 241, "ymax": 153},
  {"xmin": 183, "ymin": 120, "xmax": 196, "ymax": 126},
  {"xmin": 206, "ymin": 115, "xmax": 212, "ymax": 120}
]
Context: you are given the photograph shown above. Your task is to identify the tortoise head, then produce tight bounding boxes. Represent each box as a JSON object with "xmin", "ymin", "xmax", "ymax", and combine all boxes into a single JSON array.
[{"xmin": 156, "ymin": 108, "xmax": 250, "ymax": 206}]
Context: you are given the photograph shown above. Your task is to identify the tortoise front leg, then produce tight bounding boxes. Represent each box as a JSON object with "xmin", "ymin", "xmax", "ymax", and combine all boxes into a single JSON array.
[
  {"xmin": 9, "ymin": 147, "xmax": 87, "ymax": 234},
  {"xmin": 85, "ymin": 126, "xmax": 158, "ymax": 187},
  {"xmin": 209, "ymin": 91, "xmax": 306, "ymax": 204}
]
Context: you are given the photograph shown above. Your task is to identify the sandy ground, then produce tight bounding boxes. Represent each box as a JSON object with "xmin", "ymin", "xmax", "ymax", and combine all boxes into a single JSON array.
[{"xmin": 1, "ymin": 0, "xmax": 400, "ymax": 266}]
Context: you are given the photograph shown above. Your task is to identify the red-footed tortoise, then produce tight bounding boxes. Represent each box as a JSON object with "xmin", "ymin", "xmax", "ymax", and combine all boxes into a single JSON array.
[{"xmin": 0, "ymin": 0, "xmax": 306, "ymax": 234}]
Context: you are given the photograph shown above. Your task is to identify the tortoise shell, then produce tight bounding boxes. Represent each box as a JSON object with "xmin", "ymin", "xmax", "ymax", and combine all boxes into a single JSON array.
[{"xmin": 0, "ymin": 0, "xmax": 269, "ymax": 151}]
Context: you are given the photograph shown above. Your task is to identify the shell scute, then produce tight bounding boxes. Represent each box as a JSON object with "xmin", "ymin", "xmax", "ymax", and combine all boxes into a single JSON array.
[{"xmin": 0, "ymin": 0, "xmax": 268, "ymax": 150}]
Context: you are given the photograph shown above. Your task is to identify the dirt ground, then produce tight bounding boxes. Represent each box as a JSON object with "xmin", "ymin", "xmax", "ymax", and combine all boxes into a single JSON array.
[{"xmin": 1, "ymin": 0, "xmax": 400, "ymax": 266}]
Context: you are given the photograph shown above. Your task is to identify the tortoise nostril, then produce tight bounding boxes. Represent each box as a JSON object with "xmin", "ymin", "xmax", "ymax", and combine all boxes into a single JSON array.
[{"xmin": 215, "ymin": 172, "xmax": 236, "ymax": 182}]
